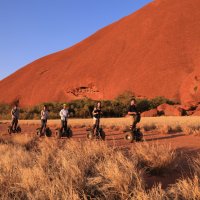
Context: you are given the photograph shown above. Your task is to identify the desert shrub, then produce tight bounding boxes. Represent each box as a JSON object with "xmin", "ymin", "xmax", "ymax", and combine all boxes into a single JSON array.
[
  {"xmin": 167, "ymin": 176, "xmax": 200, "ymax": 200},
  {"xmin": 0, "ymin": 103, "xmax": 11, "ymax": 114},
  {"xmin": 131, "ymin": 142, "xmax": 178, "ymax": 175},
  {"xmin": 185, "ymin": 125, "xmax": 200, "ymax": 136},
  {"xmin": 0, "ymin": 138, "xmax": 144, "ymax": 200},
  {"xmin": 0, "ymin": 92, "xmax": 176, "ymax": 119},
  {"xmin": 1, "ymin": 136, "xmax": 200, "ymax": 200},
  {"xmin": 157, "ymin": 125, "xmax": 182, "ymax": 134},
  {"xmin": 133, "ymin": 184, "xmax": 167, "ymax": 200},
  {"xmin": 0, "ymin": 103, "xmax": 11, "ymax": 120},
  {"xmin": 142, "ymin": 123, "xmax": 157, "ymax": 131},
  {"xmin": 192, "ymin": 153, "xmax": 200, "ymax": 178},
  {"xmin": 150, "ymin": 96, "xmax": 175, "ymax": 109},
  {"xmin": 136, "ymin": 99, "xmax": 151, "ymax": 113}
]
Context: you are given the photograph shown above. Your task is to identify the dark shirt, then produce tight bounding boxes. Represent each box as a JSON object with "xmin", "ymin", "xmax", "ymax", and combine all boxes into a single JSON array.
[
  {"xmin": 128, "ymin": 105, "xmax": 138, "ymax": 115},
  {"xmin": 93, "ymin": 108, "xmax": 101, "ymax": 119},
  {"xmin": 11, "ymin": 108, "xmax": 20, "ymax": 119}
]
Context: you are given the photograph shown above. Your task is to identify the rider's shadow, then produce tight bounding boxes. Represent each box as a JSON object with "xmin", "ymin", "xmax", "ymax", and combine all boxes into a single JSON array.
[
  {"xmin": 106, "ymin": 137, "xmax": 124, "ymax": 141},
  {"xmin": 145, "ymin": 133, "xmax": 185, "ymax": 142}
]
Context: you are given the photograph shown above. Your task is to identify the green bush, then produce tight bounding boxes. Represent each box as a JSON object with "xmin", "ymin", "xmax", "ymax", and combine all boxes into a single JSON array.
[
  {"xmin": 136, "ymin": 99, "xmax": 151, "ymax": 113},
  {"xmin": 150, "ymin": 96, "xmax": 175, "ymax": 109},
  {"xmin": 0, "ymin": 93, "xmax": 176, "ymax": 120}
]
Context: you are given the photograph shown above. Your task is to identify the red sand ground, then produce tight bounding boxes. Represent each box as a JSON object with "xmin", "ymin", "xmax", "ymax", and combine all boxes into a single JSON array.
[
  {"xmin": 1, "ymin": 0, "xmax": 200, "ymax": 106},
  {"xmin": 0, "ymin": 122, "xmax": 200, "ymax": 189}
]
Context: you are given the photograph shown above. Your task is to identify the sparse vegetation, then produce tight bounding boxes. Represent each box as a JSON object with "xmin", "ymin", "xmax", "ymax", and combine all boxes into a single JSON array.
[
  {"xmin": 131, "ymin": 142, "xmax": 178, "ymax": 175},
  {"xmin": 2, "ymin": 115, "xmax": 200, "ymax": 136},
  {"xmin": 0, "ymin": 136, "xmax": 199, "ymax": 200},
  {"xmin": 0, "ymin": 93, "xmax": 175, "ymax": 120}
]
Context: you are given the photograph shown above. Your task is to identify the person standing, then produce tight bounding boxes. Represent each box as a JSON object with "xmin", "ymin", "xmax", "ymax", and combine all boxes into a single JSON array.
[
  {"xmin": 40, "ymin": 105, "xmax": 49, "ymax": 134},
  {"xmin": 11, "ymin": 104, "xmax": 20, "ymax": 132},
  {"xmin": 127, "ymin": 99, "xmax": 141, "ymax": 131},
  {"xmin": 92, "ymin": 101, "xmax": 102, "ymax": 135},
  {"xmin": 59, "ymin": 104, "xmax": 69, "ymax": 133}
]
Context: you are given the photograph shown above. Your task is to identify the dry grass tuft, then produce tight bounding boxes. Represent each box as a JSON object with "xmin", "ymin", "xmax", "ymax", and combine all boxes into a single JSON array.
[
  {"xmin": 0, "ymin": 137, "xmax": 144, "ymax": 199},
  {"xmin": 168, "ymin": 176, "xmax": 200, "ymax": 200},
  {"xmin": 192, "ymin": 153, "xmax": 200, "ymax": 178},
  {"xmin": 142, "ymin": 123, "xmax": 157, "ymax": 132},
  {"xmin": 157, "ymin": 124, "xmax": 182, "ymax": 135},
  {"xmin": 0, "ymin": 134, "xmax": 199, "ymax": 200},
  {"xmin": 131, "ymin": 142, "xmax": 178, "ymax": 175}
]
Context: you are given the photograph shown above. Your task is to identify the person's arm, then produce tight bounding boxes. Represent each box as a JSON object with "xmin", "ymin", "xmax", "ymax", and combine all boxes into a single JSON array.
[
  {"xmin": 59, "ymin": 110, "xmax": 63, "ymax": 117},
  {"xmin": 11, "ymin": 109, "xmax": 15, "ymax": 118},
  {"xmin": 41, "ymin": 110, "xmax": 44, "ymax": 118},
  {"xmin": 67, "ymin": 110, "xmax": 70, "ymax": 118}
]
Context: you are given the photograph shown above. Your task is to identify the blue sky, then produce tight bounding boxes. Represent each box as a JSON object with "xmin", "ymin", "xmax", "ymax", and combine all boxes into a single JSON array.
[{"xmin": 0, "ymin": 0, "xmax": 152, "ymax": 80}]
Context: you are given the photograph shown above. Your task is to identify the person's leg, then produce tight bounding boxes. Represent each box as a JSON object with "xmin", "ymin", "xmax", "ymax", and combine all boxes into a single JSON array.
[
  {"xmin": 92, "ymin": 118, "xmax": 97, "ymax": 134},
  {"xmin": 11, "ymin": 118, "xmax": 15, "ymax": 131},
  {"xmin": 44, "ymin": 119, "xmax": 47, "ymax": 129},
  {"xmin": 65, "ymin": 120, "xmax": 68, "ymax": 131},
  {"xmin": 61, "ymin": 120, "xmax": 64, "ymax": 133},
  {"xmin": 133, "ymin": 114, "xmax": 141, "ymax": 131},
  {"xmin": 96, "ymin": 118, "xmax": 100, "ymax": 131},
  {"xmin": 41, "ymin": 120, "xmax": 45, "ymax": 133},
  {"xmin": 63, "ymin": 120, "xmax": 66, "ymax": 132},
  {"xmin": 131, "ymin": 116, "xmax": 137, "ymax": 131},
  {"xmin": 14, "ymin": 118, "xmax": 18, "ymax": 131}
]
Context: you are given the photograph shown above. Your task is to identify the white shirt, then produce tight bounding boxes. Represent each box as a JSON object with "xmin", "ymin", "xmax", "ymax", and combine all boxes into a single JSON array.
[
  {"xmin": 41, "ymin": 110, "xmax": 49, "ymax": 120},
  {"xmin": 60, "ymin": 109, "xmax": 68, "ymax": 121}
]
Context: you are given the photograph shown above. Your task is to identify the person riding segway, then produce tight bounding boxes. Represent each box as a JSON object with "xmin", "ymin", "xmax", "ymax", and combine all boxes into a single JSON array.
[
  {"xmin": 87, "ymin": 101, "xmax": 105, "ymax": 140},
  {"xmin": 8, "ymin": 104, "xmax": 21, "ymax": 134},
  {"xmin": 125, "ymin": 99, "xmax": 143, "ymax": 143},
  {"xmin": 56, "ymin": 104, "xmax": 72, "ymax": 138},
  {"xmin": 36, "ymin": 105, "xmax": 52, "ymax": 137}
]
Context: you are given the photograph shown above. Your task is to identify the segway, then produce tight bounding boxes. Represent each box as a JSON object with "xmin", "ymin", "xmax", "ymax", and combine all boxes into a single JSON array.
[
  {"xmin": 55, "ymin": 126, "xmax": 73, "ymax": 139},
  {"xmin": 8, "ymin": 125, "xmax": 21, "ymax": 134},
  {"xmin": 87, "ymin": 126, "xmax": 106, "ymax": 141},
  {"xmin": 124, "ymin": 126, "xmax": 143, "ymax": 143},
  {"xmin": 36, "ymin": 127, "xmax": 52, "ymax": 137}
]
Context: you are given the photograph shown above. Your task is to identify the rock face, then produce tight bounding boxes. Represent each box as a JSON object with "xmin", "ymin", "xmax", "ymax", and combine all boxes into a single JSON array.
[
  {"xmin": 1, "ymin": 0, "xmax": 200, "ymax": 106},
  {"xmin": 192, "ymin": 110, "xmax": 200, "ymax": 116},
  {"xmin": 157, "ymin": 103, "xmax": 183, "ymax": 116},
  {"xmin": 191, "ymin": 104, "xmax": 200, "ymax": 116},
  {"xmin": 141, "ymin": 109, "xmax": 158, "ymax": 117},
  {"xmin": 157, "ymin": 103, "xmax": 169, "ymax": 114},
  {"xmin": 164, "ymin": 105, "xmax": 183, "ymax": 116}
]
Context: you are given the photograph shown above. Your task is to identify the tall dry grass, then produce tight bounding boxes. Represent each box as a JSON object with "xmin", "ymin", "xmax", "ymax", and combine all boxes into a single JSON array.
[
  {"xmin": 0, "ymin": 135, "xmax": 199, "ymax": 200},
  {"xmin": 0, "ymin": 137, "xmax": 144, "ymax": 200},
  {"xmin": 1, "ymin": 116, "xmax": 200, "ymax": 128},
  {"xmin": 131, "ymin": 142, "xmax": 178, "ymax": 175},
  {"xmin": 2, "ymin": 116, "xmax": 200, "ymax": 136}
]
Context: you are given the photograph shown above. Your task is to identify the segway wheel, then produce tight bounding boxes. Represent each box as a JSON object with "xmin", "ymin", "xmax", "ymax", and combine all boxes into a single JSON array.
[
  {"xmin": 67, "ymin": 128, "xmax": 73, "ymax": 138},
  {"xmin": 36, "ymin": 128, "xmax": 41, "ymax": 136},
  {"xmin": 8, "ymin": 126, "xmax": 12, "ymax": 134},
  {"xmin": 55, "ymin": 128, "xmax": 60, "ymax": 138},
  {"xmin": 134, "ymin": 129, "xmax": 144, "ymax": 142},
  {"xmin": 99, "ymin": 129, "xmax": 106, "ymax": 141},
  {"xmin": 125, "ymin": 132, "xmax": 134, "ymax": 143},
  {"xmin": 16, "ymin": 126, "xmax": 21, "ymax": 133},
  {"xmin": 56, "ymin": 129, "xmax": 62, "ymax": 138},
  {"xmin": 45, "ymin": 127, "xmax": 52, "ymax": 137},
  {"xmin": 87, "ymin": 131, "xmax": 94, "ymax": 140}
]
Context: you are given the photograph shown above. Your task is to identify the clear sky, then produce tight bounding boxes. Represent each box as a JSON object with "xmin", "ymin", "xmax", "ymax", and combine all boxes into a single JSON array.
[{"xmin": 0, "ymin": 0, "xmax": 152, "ymax": 80}]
